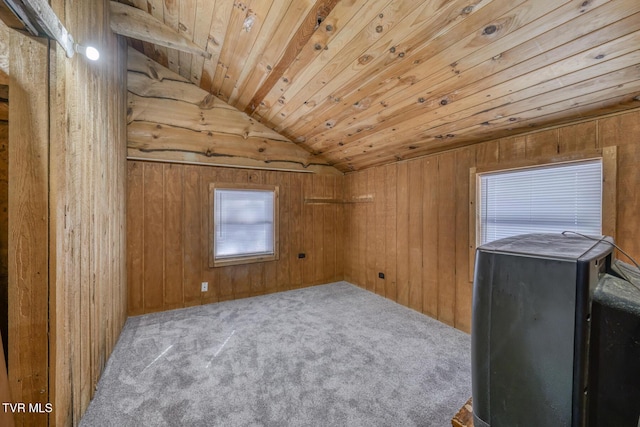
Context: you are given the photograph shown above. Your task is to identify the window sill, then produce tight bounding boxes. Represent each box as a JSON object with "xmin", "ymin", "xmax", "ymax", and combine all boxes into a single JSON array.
[{"xmin": 211, "ymin": 253, "xmax": 278, "ymax": 268}]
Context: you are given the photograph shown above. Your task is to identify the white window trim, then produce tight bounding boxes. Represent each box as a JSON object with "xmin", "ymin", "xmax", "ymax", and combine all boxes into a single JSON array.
[{"xmin": 209, "ymin": 182, "xmax": 279, "ymax": 268}]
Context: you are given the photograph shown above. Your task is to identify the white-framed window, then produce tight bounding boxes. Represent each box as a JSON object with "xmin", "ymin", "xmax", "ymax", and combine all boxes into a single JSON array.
[
  {"xmin": 209, "ymin": 183, "xmax": 279, "ymax": 267},
  {"xmin": 478, "ymin": 159, "xmax": 602, "ymax": 245}
]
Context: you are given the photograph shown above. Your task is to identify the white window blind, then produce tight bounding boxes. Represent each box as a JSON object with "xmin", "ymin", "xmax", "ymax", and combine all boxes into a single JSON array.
[
  {"xmin": 479, "ymin": 160, "xmax": 602, "ymax": 245},
  {"xmin": 214, "ymin": 188, "xmax": 275, "ymax": 259}
]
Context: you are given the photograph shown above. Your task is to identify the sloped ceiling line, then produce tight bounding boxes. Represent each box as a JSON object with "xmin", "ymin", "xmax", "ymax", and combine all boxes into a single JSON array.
[{"xmin": 245, "ymin": 0, "xmax": 341, "ymax": 115}]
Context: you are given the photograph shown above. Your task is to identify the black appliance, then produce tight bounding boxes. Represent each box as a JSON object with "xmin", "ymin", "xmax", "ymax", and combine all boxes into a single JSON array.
[{"xmin": 471, "ymin": 233, "xmax": 640, "ymax": 427}]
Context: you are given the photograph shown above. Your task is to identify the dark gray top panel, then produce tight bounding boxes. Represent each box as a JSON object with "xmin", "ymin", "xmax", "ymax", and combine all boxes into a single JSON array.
[
  {"xmin": 594, "ymin": 274, "xmax": 640, "ymax": 317},
  {"xmin": 477, "ymin": 233, "xmax": 613, "ymax": 262}
]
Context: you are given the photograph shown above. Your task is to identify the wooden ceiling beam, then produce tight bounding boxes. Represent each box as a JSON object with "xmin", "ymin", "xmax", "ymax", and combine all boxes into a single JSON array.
[
  {"xmin": 0, "ymin": 1, "xmax": 25, "ymax": 31},
  {"xmin": 2, "ymin": 0, "xmax": 74, "ymax": 56},
  {"xmin": 109, "ymin": 1, "xmax": 211, "ymax": 60},
  {"xmin": 231, "ymin": 0, "xmax": 319, "ymax": 108},
  {"xmin": 244, "ymin": 0, "xmax": 341, "ymax": 115}
]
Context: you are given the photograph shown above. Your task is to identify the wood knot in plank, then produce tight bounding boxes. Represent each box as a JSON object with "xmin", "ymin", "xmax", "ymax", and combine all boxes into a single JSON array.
[
  {"xmin": 482, "ymin": 25, "xmax": 497, "ymax": 35},
  {"xmin": 199, "ymin": 93, "xmax": 217, "ymax": 110},
  {"xmin": 208, "ymin": 35, "xmax": 220, "ymax": 46},
  {"xmin": 148, "ymin": 66, "xmax": 160, "ymax": 81},
  {"xmin": 353, "ymin": 98, "xmax": 371, "ymax": 110},
  {"xmin": 400, "ymin": 75, "xmax": 418, "ymax": 85},
  {"xmin": 358, "ymin": 54, "xmax": 373, "ymax": 65}
]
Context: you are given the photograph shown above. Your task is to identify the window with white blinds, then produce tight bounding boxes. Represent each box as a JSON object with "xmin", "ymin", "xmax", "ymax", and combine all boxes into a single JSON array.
[
  {"xmin": 212, "ymin": 185, "xmax": 278, "ymax": 265},
  {"xmin": 479, "ymin": 159, "xmax": 602, "ymax": 245}
]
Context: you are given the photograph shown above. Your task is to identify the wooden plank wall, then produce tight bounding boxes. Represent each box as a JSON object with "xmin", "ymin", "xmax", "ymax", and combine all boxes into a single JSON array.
[
  {"xmin": 2, "ymin": 1, "xmax": 128, "ymax": 426},
  {"xmin": 125, "ymin": 47, "xmax": 340, "ymax": 175},
  {"xmin": 0, "ymin": 103, "xmax": 7, "ymax": 368},
  {"xmin": 127, "ymin": 161, "xmax": 343, "ymax": 315},
  {"xmin": 345, "ymin": 108, "xmax": 640, "ymax": 333},
  {"xmin": 8, "ymin": 32, "xmax": 50, "ymax": 427},
  {"xmin": 47, "ymin": 0, "xmax": 129, "ymax": 423}
]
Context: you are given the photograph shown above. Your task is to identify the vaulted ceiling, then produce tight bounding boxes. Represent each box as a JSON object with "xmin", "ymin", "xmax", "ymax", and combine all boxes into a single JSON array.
[
  {"xmin": 119, "ymin": 0, "xmax": 640, "ymax": 172},
  {"xmin": 9, "ymin": 0, "xmax": 640, "ymax": 172}
]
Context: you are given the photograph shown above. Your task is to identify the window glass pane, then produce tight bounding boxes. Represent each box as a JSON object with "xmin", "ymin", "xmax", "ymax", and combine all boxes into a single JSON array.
[
  {"xmin": 479, "ymin": 160, "xmax": 602, "ymax": 245},
  {"xmin": 214, "ymin": 189, "xmax": 274, "ymax": 258}
]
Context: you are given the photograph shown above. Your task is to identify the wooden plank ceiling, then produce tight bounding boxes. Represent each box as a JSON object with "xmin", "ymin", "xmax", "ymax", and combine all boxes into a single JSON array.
[{"xmin": 120, "ymin": 1, "xmax": 640, "ymax": 171}]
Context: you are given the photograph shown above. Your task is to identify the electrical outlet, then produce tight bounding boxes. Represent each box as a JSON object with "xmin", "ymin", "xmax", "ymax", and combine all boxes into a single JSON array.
[{"xmin": 201, "ymin": 282, "xmax": 208, "ymax": 292}]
